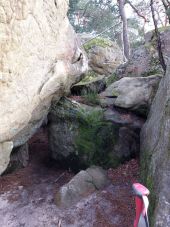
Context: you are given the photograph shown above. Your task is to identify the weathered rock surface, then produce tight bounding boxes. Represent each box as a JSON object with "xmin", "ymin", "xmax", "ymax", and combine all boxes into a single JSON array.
[
  {"xmin": 116, "ymin": 45, "xmax": 162, "ymax": 78},
  {"xmin": 71, "ymin": 74, "xmax": 106, "ymax": 95},
  {"xmin": 0, "ymin": 0, "xmax": 88, "ymax": 174},
  {"xmin": 5, "ymin": 143, "xmax": 29, "ymax": 174},
  {"xmin": 55, "ymin": 166, "xmax": 109, "ymax": 207},
  {"xmin": 48, "ymin": 97, "xmax": 108, "ymax": 170},
  {"xmin": 0, "ymin": 142, "xmax": 13, "ymax": 175},
  {"xmin": 145, "ymin": 27, "xmax": 170, "ymax": 61},
  {"xmin": 48, "ymin": 98, "xmax": 142, "ymax": 169},
  {"xmin": 140, "ymin": 60, "xmax": 170, "ymax": 226},
  {"xmin": 116, "ymin": 28, "xmax": 170, "ymax": 79},
  {"xmin": 87, "ymin": 42, "xmax": 123, "ymax": 75},
  {"xmin": 101, "ymin": 75, "xmax": 161, "ymax": 114}
]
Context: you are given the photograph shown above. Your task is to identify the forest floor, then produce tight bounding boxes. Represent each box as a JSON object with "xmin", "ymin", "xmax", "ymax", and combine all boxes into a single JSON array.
[{"xmin": 0, "ymin": 128, "xmax": 139, "ymax": 227}]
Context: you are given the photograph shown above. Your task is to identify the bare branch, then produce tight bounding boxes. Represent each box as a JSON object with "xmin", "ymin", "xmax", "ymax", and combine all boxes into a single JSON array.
[{"xmin": 126, "ymin": 0, "xmax": 149, "ymax": 22}]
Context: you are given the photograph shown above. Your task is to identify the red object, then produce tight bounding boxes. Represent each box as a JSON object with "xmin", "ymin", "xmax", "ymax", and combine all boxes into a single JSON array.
[{"xmin": 133, "ymin": 183, "xmax": 150, "ymax": 227}]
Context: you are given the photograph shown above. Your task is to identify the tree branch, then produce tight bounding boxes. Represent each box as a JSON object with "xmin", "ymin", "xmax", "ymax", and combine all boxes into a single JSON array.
[
  {"xmin": 150, "ymin": 0, "xmax": 166, "ymax": 72},
  {"xmin": 126, "ymin": 0, "xmax": 149, "ymax": 22}
]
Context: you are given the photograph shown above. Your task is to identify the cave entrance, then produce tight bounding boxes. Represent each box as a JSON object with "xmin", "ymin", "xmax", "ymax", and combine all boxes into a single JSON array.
[{"xmin": 4, "ymin": 125, "xmax": 69, "ymax": 177}]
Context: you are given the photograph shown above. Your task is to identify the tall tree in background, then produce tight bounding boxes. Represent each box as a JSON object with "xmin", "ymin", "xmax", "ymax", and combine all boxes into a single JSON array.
[
  {"xmin": 150, "ymin": 0, "xmax": 166, "ymax": 72},
  {"xmin": 118, "ymin": 0, "xmax": 130, "ymax": 60},
  {"xmin": 68, "ymin": 0, "xmax": 170, "ymax": 64}
]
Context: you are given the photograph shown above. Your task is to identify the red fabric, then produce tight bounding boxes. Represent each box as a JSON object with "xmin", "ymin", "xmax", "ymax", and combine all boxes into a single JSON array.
[{"xmin": 134, "ymin": 196, "xmax": 143, "ymax": 227}]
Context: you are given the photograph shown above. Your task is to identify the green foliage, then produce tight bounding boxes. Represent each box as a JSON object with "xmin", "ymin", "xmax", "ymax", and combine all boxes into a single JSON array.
[
  {"xmin": 106, "ymin": 73, "xmax": 117, "ymax": 87},
  {"xmin": 75, "ymin": 109, "xmax": 118, "ymax": 168},
  {"xmin": 82, "ymin": 91, "xmax": 100, "ymax": 105},
  {"xmin": 146, "ymin": 175, "xmax": 157, "ymax": 227},
  {"xmin": 79, "ymin": 71, "xmax": 98, "ymax": 84},
  {"xmin": 68, "ymin": 0, "xmax": 119, "ymax": 35},
  {"xmin": 83, "ymin": 37, "xmax": 112, "ymax": 52}
]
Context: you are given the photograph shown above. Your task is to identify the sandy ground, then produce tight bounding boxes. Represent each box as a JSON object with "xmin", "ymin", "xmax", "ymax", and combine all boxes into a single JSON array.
[{"xmin": 0, "ymin": 129, "xmax": 139, "ymax": 227}]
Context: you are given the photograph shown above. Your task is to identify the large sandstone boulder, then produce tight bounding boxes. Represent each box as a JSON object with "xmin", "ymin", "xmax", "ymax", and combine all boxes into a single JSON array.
[
  {"xmin": 55, "ymin": 166, "xmax": 110, "ymax": 207},
  {"xmin": 0, "ymin": 0, "xmax": 88, "ymax": 174},
  {"xmin": 83, "ymin": 38, "xmax": 123, "ymax": 75},
  {"xmin": 101, "ymin": 75, "xmax": 162, "ymax": 115},
  {"xmin": 140, "ymin": 60, "xmax": 170, "ymax": 226}
]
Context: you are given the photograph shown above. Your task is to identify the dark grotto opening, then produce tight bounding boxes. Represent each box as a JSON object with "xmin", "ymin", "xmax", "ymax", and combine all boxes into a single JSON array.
[{"xmin": 0, "ymin": 126, "xmax": 74, "ymax": 194}]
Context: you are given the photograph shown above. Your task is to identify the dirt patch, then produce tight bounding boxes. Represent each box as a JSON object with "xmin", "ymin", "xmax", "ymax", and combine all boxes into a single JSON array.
[{"xmin": 0, "ymin": 128, "xmax": 139, "ymax": 227}]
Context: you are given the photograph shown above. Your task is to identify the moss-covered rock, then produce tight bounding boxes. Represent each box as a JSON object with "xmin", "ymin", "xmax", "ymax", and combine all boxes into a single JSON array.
[
  {"xmin": 83, "ymin": 37, "xmax": 113, "ymax": 52},
  {"xmin": 83, "ymin": 36, "xmax": 123, "ymax": 75},
  {"xmin": 71, "ymin": 71, "xmax": 106, "ymax": 95},
  {"xmin": 48, "ymin": 97, "xmax": 141, "ymax": 171}
]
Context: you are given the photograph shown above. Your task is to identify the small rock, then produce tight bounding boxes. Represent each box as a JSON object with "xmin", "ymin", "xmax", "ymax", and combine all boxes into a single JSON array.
[
  {"xmin": 55, "ymin": 166, "xmax": 110, "ymax": 208},
  {"xmin": 18, "ymin": 186, "xmax": 24, "ymax": 190}
]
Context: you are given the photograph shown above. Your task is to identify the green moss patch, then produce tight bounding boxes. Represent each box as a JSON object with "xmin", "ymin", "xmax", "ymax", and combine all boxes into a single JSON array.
[
  {"xmin": 77, "ymin": 71, "xmax": 99, "ymax": 85},
  {"xmin": 140, "ymin": 150, "xmax": 157, "ymax": 227},
  {"xmin": 75, "ymin": 109, "xmax": 119, "ymax": 169},
  {"xmin": 106, "ymin": 73, "xmax": 118, "ymax": 87},
  {"xmin": 83, "ymin": 37, "xmax": 112, "ymax": 52}
]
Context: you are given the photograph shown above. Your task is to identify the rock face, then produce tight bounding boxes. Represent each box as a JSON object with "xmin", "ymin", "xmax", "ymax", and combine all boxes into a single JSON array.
[
  {"xmin": 0, "ymin": 142, "xmax": 13, "ymax": 174},
  {"xmin": 71, "ymin": 74, "xmax": 106, "ymax": 95},
  {"xmin": 55, "ymin": 166, "xmax": 109, "ymax": 207},
  {"xmin": 140, "ymin": 61, "xmax": 170, "ymax": 226},
  {"xmin": 116, "ymin": 28, "xmax": 170, "ymax": 79},
  {"xmin": 116, "ymin": 45, "xmax": 162, "ymax": 78},
  {"xmin": 5, "ymin": 143, "xmax": 29, "ymax": 174},
  {"xmin": 86, "ymin": 40, "xmax": 123, "ymax": 75},
  {"xmin": 101, "ymin": 75, "xmax": 161, "ymax": 115},
  {"xmin": 0, "ymin": 0, "xmax": 88, "ymax": 174},
  {"xmin": 48, "ymin": 98, "xmax": 143, "ymax": 170},
  {"xmin": 145, "ymin": 28, "xmax": 170, "ymax": 61}
]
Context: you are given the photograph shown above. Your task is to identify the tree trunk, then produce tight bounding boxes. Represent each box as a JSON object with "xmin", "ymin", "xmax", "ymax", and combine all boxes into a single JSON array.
[
  {"xmin": 118, "ymin": 0, "xmax": 130, "ymax": 60},
  {"xmin": 162, "ymin": 0, "xmax": 170, "ymax": 24},
  {"xmin": 151, "ymin": 0, "xmax": 166, "ymax": 72}
]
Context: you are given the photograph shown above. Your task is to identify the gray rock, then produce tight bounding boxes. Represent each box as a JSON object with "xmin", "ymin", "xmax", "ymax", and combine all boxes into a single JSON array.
[
  {"xmin": 71, "ymin": 74, "xmax": 106, "ymax": 95},
  {"xmin": 140, "ymin": 60, "xmax": 170, "ymax": 226},
  {"xmin": 48, "ymin": 97, "xmax": 98, "ymax": 162},
  {"xmin": 0, "ymin": 142, "xmax": 13, "ymax": 174},
  {"xmin": 86, "ymin": 166, "xmax": 110, "ymax": 189},
  {"xmin": 116, "ymin": 28, "xmax": 170, "ymax": 79},
  {"xmin": 88, "ymin": 43, "xmax": 123, "ymax": 75},
  {"xmin": 145, "ymin": 27, "xmax": 170, "ymax": 62},
  {"xmin": 48, "ymin": 98, "xmax": 143, "ymax": 169},
  {"xmin": 4, "ymin": 143, "xmax": 29, "ymax": 174},
  {"xmin": 101, "ymin": 75, "xmax": 162, "ymax": 114},
  {"xmin": 116, "ymin": 45, "xmax": 162, "ymax": 78},
  {"xmin": 55, "ymin": 166, "xmax": 109, "ymax": 207}
]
